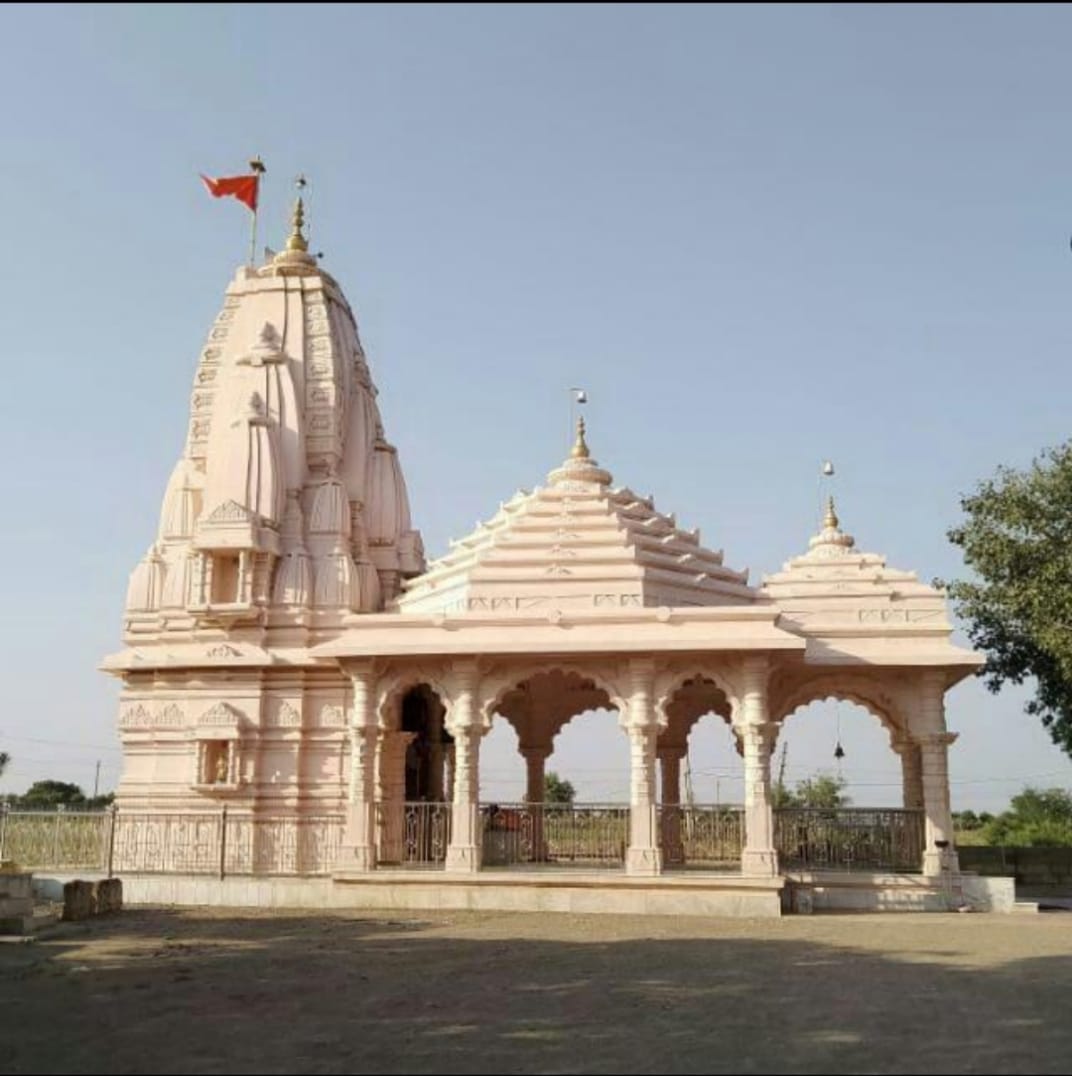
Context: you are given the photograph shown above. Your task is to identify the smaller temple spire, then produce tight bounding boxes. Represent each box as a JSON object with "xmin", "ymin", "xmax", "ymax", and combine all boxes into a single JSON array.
[
  {"xmin": 286, "ymin": 196, "xmax": 309, "ymax": 253},
  {"xmin": 571, "ymin": 416, "xmax": 590, "ymax": 460},
  {"xmin": 271, "ymin": 176, "xmax": 317, "ymax": 272},
  {"xmin": 823, "ymin": 496, "xmax": 839, "ymax": 531},
  {"xmin": 808, "ymin": 494, "xmax": 854, "ymax": 556},
  {"xmin": 549, "ymin": 415, "xmax": 611, "ymax": 488}
]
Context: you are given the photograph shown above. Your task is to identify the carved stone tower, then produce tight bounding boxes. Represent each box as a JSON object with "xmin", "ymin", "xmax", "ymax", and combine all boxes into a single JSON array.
[{"xmin": 106, "ymin": 201, "xmax": 425, "ymax": 811}]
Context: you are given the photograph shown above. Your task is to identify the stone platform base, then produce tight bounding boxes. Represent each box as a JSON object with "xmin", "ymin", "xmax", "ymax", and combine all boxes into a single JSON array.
[
  {"xmin": 786, "ymin": 870, "xmax": 1016, "ymax": 913},
  {"xmin": 35, "ymin": 869, "xmax": 1018, "ymax": 917},
  {"xmin": 115, "ymin": 870, "xmax": 786, "ymax": 918}
]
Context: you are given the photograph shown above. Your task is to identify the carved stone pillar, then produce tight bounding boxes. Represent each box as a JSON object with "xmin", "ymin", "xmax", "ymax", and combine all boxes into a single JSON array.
[
  {"xmin": 445, "ymin": 661, "xmax": 481, "ymax": 873},
  {"xmin": 338, "ymin": 664, "xmax": 378, "ymax": 872},
  {"xmin": 376, "ymin": 731, "xmax": 415, "ymax": 865},
  {"xmin": 739, "ymin": 658, "xmax": 778, "ymax": 876},
  {"xmin": 625, "ymin": 659, "xmax": 662, "ymax": 876},
  {"xmin": 522, "ymin": 745, "xmax": 551, "ymax": 804},
  {"xmin": 915, "ymin": 672, "xmax": 959, "ymax": 876},
  {"xmin": 920, "ymin": 731, "xmax": 959, "ymax": 876},
  {"xmin": 521, "ymin": 743, "xmax": 552, "ymax": 863},
  {"xmin": 893, "ymin": 737, "xmax": 924, "ymax": 811},
  {"xmin": 443, "ymin": 744, "xmax": 456, "ymax": 802},
  {"xmin": 658, "ymin": 744, "xmax": 687, "ymax": 866},
  {"xmin": 428, "ymin": 703, "xmax": 445, "ymax": 801}
]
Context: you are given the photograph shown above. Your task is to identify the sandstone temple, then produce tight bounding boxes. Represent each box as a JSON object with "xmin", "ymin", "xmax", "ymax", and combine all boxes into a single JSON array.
[{"xmin": 96, "ymin": 198, "xmax": 1006, "ymax": 915}]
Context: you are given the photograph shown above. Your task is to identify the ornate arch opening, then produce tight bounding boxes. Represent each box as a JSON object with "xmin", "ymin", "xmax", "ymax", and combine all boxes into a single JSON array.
[
  {"xmin": 657, "ymin": 674, "xmax": 734, "ymax": 746},
  {"xmin": 375, "ymin": 673, "xmax": 454, "ymax": 806},
  {"xmin": 771, "ymin": 678, "xmax": 909, "ymax": 809},
  {"xmin": 480, "ymin": 664, "xmax": 626, "ymax": 806},
  {"xmin": 480, "ymin": 663, "xmax": 626, "ymax": 732},
  {"xmin": 772, "ymin": 674, "xmax": 904, "ymax": 738}
]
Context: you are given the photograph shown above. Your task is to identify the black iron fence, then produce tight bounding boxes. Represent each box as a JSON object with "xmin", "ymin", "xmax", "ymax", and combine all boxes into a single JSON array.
[
  {"xmin": 774, "ymin": 807, "xmax": 925, "ymax": 872},
  {"xmin": 375, "ymin": 801, "xmax": 451, "ymax": 867},
  {"xmin": 0, "ymin": 804, "xmax": 927, "ymax": 875},
  {"xmin": 481, "ymin": 803, "xmax": 630, "ymax": 867},
  {"xmin": 660, "ymin": 805, "xmax": 744, "ymax": 868},
  {"xmin": 0, "ymin": 806, "xmax": 343, "ymax": 877}
]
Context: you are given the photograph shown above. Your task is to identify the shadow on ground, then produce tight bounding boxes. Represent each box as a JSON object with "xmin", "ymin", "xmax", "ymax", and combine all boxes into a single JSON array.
[{"xmin": 2, "ymin": 908, "xmax": 1070, "ymax": 1075}]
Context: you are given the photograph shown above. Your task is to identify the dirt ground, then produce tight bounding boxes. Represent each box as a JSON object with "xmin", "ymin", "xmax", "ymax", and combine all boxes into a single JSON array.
[{"xmin": 3, "ymin": 908, "xmax": 1071, "ymax": 1075}]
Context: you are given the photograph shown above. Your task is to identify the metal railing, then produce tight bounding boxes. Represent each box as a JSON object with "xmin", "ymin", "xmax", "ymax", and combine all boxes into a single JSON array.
[
  {"xmin": 481, "ymin": 803, "xmax": 630, "ymax": 867},
  {"xmin": 774, "ymin": 807, "xmax": 925, "ymax": 872},
  {"xmin": 0, "ymin": 807, "xmax": 113, "ymax": 871},
  {"xmin": 375, "ymin": 801, "xmax": 451, "ymax": 868},
  {"xmin": 0, "ymin": 804, "xmax": 928, "ymax": 876},
  {"xmin": 659, "ymin": 805, "xmax": 744, "ymax": 868},
  {"xmin": 0, "ymin": 806, "xmax": 343, "ymax": 878}
]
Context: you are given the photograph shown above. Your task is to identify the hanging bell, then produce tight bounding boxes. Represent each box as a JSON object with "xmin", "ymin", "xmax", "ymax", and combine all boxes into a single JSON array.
[{"xmin": 834, "ymin": 741, "xmax": 845, "ymax": 761}]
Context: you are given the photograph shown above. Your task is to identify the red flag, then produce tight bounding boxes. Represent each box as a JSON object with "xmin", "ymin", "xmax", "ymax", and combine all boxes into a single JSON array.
[{"xmin": 200, "ymin": 173, "xmax": 259, "ymax": 212}]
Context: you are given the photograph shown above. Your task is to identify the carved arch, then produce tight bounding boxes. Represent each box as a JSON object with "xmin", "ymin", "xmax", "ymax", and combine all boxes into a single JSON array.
[
  {"xmin": 374, "ymin": 663, "xmax": 454, "ymax": 728},
  {"xmin": 478, "ymin": 660, "xmax": 628, "ymax": 729},
  {"xmin": 770, "ymin": 672, "xmax": 907, "ymax": 737},
  {"xmin": 653, "ymin": 663, "xmax": 743, "ymax": 728}
]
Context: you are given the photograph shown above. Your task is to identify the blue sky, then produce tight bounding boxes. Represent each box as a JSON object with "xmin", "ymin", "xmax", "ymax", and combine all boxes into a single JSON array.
[{"xmin": 1, "ymin": 4, "xmax": 1071, "ymax": 809}]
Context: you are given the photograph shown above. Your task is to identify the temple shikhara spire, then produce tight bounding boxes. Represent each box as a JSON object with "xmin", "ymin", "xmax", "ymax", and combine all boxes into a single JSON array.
[{"xmin": 101, "ymin": 183, "xmax": 993, "ymax": 916}]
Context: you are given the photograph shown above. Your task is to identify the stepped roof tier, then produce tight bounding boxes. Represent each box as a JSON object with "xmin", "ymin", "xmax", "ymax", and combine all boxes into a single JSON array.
[{"xmin": 396, "ymin": 419, "xmax": 755, "ymax": 617}]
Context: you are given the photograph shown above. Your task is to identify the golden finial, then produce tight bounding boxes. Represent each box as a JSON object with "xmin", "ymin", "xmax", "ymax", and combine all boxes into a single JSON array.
[
  {"xmin": 823, "ymin": 496, "xmax": 840, "ymax": 531},
  {"xmin": 286, "ymin": 196, "xmax": 308, "ymax": 253},
  {"xmin": 570, "ymin": 416, "xmax": 590, "ymax": 459}
]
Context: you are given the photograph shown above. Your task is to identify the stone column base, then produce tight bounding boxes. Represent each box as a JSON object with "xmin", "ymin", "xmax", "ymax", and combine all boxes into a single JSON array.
[
  {"xmin": 740, "ymin": 849, "xmax": 779, "ymax": 877},
  {"xmin": 445, "ymin": 845, "xmax": 480, "ymax": 873},
  {"xmin": 923, "ymin": 849, "xmax": 960, "ymax": 877},
  {"xmin": 626, "ymin": 847, "xmax": 663, "ymax": 876}
]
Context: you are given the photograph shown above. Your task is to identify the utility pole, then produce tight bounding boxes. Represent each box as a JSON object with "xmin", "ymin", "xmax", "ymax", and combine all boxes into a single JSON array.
[{"xmin": 93, "ymin": 760, "xmax": 101, "ymax": 799}]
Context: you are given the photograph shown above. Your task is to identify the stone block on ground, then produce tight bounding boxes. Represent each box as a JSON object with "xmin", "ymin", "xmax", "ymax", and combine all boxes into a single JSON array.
[
  {"xmin": 91, "ymin": 878, "xmax": 123, "ymax": 915},
  {"xmin": 62, "ymin": 880, "xmax": 94, "ymax": 922}
]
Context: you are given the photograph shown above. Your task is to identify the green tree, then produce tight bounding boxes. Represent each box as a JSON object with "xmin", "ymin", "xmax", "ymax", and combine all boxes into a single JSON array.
[
  {"xmin": 773, "ymin": 773, "xmax": 850, "ymax": 809},
  {"xmin": 793, "ymin": 774, "xmax": 850, "ymax": 809},
  {"xmin": 984, "ymin": 787, "xmax": 1072, "ymax": 847},
  {"xmin": 16, "ymin": 780, "xmax": 87, "ymax": 809},
  {"xmin": 543, "ymin": 772, "xmax": 576, "ymax": 804},
  {"xmin": 945, "ymin": 444, "xmax": 1072, "ymax": 756},
  {"xmin": 771, "ymin": 779, "xmax": 795, "ymax": 809},
  {"xmin": 0, "ymin": 751, "xmax": 8, "ymax": 778}
]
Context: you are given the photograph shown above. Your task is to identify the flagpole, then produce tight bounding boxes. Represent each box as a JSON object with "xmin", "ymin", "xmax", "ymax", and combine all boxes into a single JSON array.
[{"xmin": 249, "ymin": 157, "xmax": 266, "ymax": 268}]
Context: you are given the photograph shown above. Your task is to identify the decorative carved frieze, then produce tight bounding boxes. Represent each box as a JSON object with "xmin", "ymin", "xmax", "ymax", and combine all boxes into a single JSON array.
[{"xmin": 197, "ymin": 701, "xmax": 243, "ymax": 728}]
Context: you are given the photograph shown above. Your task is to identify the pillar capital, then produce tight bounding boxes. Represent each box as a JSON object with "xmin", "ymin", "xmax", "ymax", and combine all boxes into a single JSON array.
[
  {"xmin": 623, "ymin": 659, "xmax": 659, "ymax": 731},
  {"xmin": 451, "ymin": 657, "xmax": 480, "ymax": 694},
  {"xmin": 741, "ymin": 654, "xmax": 770, "ymax": 692},
  {"xmin": 520, "ymin": 743, "xmax": 553, "ymax": 763},
  {"xmin": 349, "ymin": 663, "xmax": 378, "ymax": 730},
  {"xmin": 889, "ymin": 734, "xmax": 914, "ymax": 756},
  {"xmin": 444, "ymin": 659, "xmax": 482, "ymax": 735},
  {"xmin": 918, "ymin": 731, "xmax": 958, "ymax": 749},
  {"xmin": 657, "ymin": 742, "xmax": 688, "ymax": 762},
  {"xmin": 739, "ymin": 720, "xmax": 778, "ymax": 745}
]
